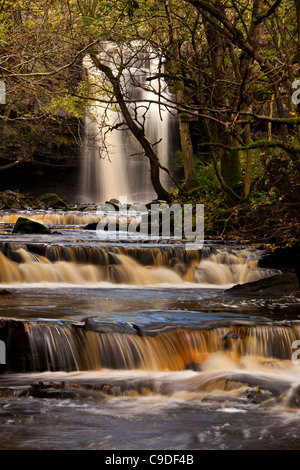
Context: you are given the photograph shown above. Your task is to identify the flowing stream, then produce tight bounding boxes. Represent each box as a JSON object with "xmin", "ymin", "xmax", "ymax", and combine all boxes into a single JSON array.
[{"xmin": 0, "ymin": 209, "xmax": 300, "ymax": 450}]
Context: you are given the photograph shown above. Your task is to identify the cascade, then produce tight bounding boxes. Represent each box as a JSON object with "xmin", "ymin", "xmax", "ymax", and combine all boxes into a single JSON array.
[
  {"xmin": 1, "ymin": 207, "xmax": 300, "ymax": 450},
  {"xmin": 79, "ymin": 43, "xmax": 173, "ymax": 204},
  {"xmin": 2, "ymin": 318, "xmax": 300, "ymax": 373},
  {"xmin": 0, "ymin": 242, "xmax": 277, "ymax": 287}
]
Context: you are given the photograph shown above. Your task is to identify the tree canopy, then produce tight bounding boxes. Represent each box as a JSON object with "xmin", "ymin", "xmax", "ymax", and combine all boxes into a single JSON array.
[{"xmin": 0, "ymin": 0, "xmax": 299, "ymax": 239}]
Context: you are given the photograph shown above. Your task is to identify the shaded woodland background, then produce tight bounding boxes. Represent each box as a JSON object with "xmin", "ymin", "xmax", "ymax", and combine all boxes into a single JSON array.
[{"xmin": 0, "ymin": 0, "xmax": 299, "ymax": 244}]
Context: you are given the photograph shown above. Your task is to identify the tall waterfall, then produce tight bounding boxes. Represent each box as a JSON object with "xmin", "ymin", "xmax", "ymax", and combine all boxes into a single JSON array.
[{"xmin": 79, "ymin": 43, "xmax": 172, "ymax": 204}]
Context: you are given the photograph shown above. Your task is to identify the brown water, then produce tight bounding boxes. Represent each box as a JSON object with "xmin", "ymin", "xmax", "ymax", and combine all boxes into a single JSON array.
[{"xmin": 0, "ymin": 210, "xmax": 300, "ymax": 451}]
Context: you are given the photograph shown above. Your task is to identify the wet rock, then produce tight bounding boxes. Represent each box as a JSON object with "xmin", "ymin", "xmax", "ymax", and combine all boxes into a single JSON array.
[
  {"xmin": 27, "ymin": 381, "xmax": 85, "ymax": 399},
  {"xmin": 222, "ymin": 331, "xmax": 242, "ymax": 352},
  {"xmin": 0, "ymin": 318, "xmax": 31, "ymax": 373},
  {"xmin": 12, "ymin": 216, "xmax": 51, "ymax": 234},
  {"xmin": 0, "ymin": 289, "xmax": 12, "ymax": 295},
  {"xmin": 24, "ymin": 381, "xmax": 125, "ymax": 399},
  {"xmin": 259, "ymin": 243, "xmax": 300, "ymax": 285},
  {"xmin": 285, "ymin": 384, "xmax": 300, "ymax": 408},
  {"xmin": 243, "ymin": 387, "xmax": 273, "ymax": 404},
  {"xmin": 186, "ymin": 362, "xmax": 202, "ymax": 371},
  {"xmin": 130, "ymin": 323, "xmax": 145, "ymax": 337},
  {"xmin": 226, "ymin": 272, "xmax": 299, "ymax": 297},
  {"xmin": 83, "ymin": 222, "xmax": 98, "ymax": 230},
  {"xmin": 101, "ymin": 383, "xmax": 123, "ymax": 396},
  {"xmin": 222, "ymin": 331, "xmax": 241, "ymax": 341}
]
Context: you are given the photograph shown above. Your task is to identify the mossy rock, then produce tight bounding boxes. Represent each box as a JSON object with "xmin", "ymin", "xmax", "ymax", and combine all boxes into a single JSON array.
[
  {"xmin": 12, "ymin": 217, "xmax": 51, "ymax": 234},
  {"xmin": 0, "ymin": 190, "xmax": 36, "ymax": 210},
  {"xmin": 105, "ymin": 199, "xmax": 121, "ymax": 211},
  {"xmin": 35, "ymin": 193, "xmax": 68, "ymax": 209}
]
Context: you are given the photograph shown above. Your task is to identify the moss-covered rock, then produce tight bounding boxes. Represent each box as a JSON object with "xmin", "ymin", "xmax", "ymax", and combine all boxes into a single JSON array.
[
  {"xmin": 12, "ymin": 217, "xmax": 51, "ymax": 234},
  {"xmin": 34, "ymin": 193, "xmax": 68, "ymax": 209},
  {"xmin": 0, "ymin": 190, "xmax": 36, "ymax": 210}
]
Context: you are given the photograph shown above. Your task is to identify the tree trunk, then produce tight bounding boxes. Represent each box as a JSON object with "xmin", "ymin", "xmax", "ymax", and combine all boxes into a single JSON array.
[
  {"xmin": 164, "ymin": 0, "xmax": 195, "ymax": 184},
  {"xmin": 184, "ymin": 0, "xmax": 293, "ymax": 91},
  {"xmin": 243, "ymin": 119, "xmax": 252, "ymax": 201},
  {"xmin": 203, "ymin": 8, "xmax": 241, "ymax": 202}
]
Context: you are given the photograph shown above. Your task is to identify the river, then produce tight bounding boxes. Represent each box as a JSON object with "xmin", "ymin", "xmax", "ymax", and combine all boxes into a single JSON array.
[{"xmin": 0, "ymin": 209, "xmax": 300, "ymax": 450}]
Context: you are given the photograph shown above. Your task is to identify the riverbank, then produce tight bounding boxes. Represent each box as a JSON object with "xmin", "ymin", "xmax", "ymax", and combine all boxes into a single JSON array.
[{"xmin": 1, "ymin": 188, "xmax": 298, "ymax": 247}]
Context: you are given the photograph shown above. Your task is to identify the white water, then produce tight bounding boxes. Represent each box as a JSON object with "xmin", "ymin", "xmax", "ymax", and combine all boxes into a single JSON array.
[
  {"xmin": 0, "ymin": 246, "xmax": 275, "ymax": 288},
  {"xmin": 79, "ymin": 44, "xmax": 172, "ymax": 204}
]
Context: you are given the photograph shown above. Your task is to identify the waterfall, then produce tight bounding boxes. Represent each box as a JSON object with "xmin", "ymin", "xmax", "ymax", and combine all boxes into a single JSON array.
[
  {"xmin": 0, "ymin": 243, "xmax": 277, "ymax": 287},
  {"xmin": 2, "ymin": 318, "xmax": 300, "ymax": 373},
  {"xmin": 79, "ymin": 43, "xmax": 172, "ymax": 204}
]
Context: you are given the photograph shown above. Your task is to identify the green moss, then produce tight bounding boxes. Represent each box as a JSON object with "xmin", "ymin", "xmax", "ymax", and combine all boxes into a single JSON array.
[{"xmin": 12, "ymin": 217, "xmax": 51, "ymax": 235}]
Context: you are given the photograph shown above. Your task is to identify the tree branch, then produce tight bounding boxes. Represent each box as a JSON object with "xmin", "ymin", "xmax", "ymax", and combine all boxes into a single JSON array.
[
  {"xmin": 198, "ymin": 140, "xmax": 300, "ymax": 161},
  {"xmin": 183, "ymin": 0, "xmax": 293, "ymax": 91},
  {"xmin": 0, "ymin": 156, "xmax": 30, "ymax": 171},
  {"xmin": 253, "ymin": 0, "xmax": 283, "ymax": 26},
  {"xmin": 0, "ymin": 40, "xmax": 100, "ymax": 78}
]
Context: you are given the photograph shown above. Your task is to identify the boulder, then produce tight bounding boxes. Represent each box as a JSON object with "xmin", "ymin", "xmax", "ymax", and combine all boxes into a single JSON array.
[
  {"xmin": 0, "ymin": 190, "xmax": 35, "ymax": 210},
  {"xmin": 226, "ymin": 272, "xmax": 299, "ymax": 297},
  {"xmin": 12, "ymin": 217, "xmax": 51, "ymax": 234},
  {"xmin": 34, "ymin": 193, "xmax": 68, "ymax": 209},
  {"xmin": 259, "ymin": 243, "xmax": 300, "ymax": 284}
]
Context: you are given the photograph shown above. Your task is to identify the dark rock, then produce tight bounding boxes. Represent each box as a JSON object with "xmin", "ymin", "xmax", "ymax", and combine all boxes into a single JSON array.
[
  {"xmin": 0, "ymin": 289, "xmax": 12, "ymax": 295},
  {"xmin": 0, "ymin": 319, "xmax": 31, "ymax": 373},
  {"xmin": 285, "ymin": 384, "xmax": 300, "ymax": 408},
  {"xmin": 243, "ymin": 387, "xmax": 273, "ymax": 404},
  {"xmin": 100, "ymin": 383, "xmax": 123, "ymax": 396},
  {"xmin": 222, "ymin": 331, "xmax": 241, "ymax": 341},
  {"xmin": 83, "ymin": 222, "xmax": 98, "ymax": 230},
  {"xmin": 12, "ymin": 217, "xmax": 51, "ymax": 234},
  {"xmin": 25, "ymin": 380, "xmax": 126, "ymax": 399},
  {"xmin": 28, "ymin": 381, "xmax": 82, "ymax": 399},
  {"xmin": 186, "ymin": 362, "xmax": 202, "ymax": 371},
  {"xmin": 130, "ymin": 323, "xmax": 145, "ymax": 337},
  {"xmin": 259, "ymin": 243, "xmax": 300, "ymax": 284},
  {"xmin": 226, "ymin": 272, "xmax": 299, "ymax": 297}
]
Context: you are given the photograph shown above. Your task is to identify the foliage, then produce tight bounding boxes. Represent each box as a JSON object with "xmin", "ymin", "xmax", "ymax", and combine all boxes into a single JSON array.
[{"xmin": 0, "ymin": 0, "xmax": 299, "ymax": 241}]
